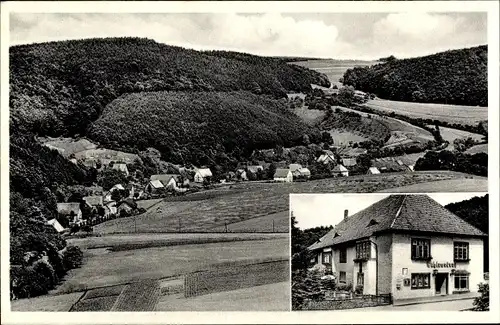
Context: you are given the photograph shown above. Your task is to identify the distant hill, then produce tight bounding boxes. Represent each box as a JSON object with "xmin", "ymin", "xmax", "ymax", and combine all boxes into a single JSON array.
[
  {"xmin": 342, "ymin": 45, "xmax": 487, "ymax": 106},
  {"xmin": 10, "ymin": 37, "xmax": 330, "ymax": 137},
  {"xmin": 88, "ymin": 91, "xmax": 320, "ymax": 169}
]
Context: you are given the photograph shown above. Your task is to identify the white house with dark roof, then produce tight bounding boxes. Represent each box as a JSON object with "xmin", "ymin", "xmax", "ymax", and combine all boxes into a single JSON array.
[
  {"xmin": 273, "ymin": 168, "xmax": 293, "ymax": 182},
  {"xmin": 308, "ymin": 195, "xmax": 486, "ymax": 303},
  {"xmin": 194, "ymin": 168, "xmax": 213, "ymax": 183},
  {"xmin": 112, "ymin": 163, "xmax": 129, "ymax": 176},
  {"xmin": 332, "ymin": 164, "xmax": 349, "ymax": 177}
]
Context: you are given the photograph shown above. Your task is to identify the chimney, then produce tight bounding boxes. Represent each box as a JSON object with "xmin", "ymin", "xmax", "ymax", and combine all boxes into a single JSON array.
[{"xmin": 344, "ymin": 209, "xmax": 348, "ymax": 220}]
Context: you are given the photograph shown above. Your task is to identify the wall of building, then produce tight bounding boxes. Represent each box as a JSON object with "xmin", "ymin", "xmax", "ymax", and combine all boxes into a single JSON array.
[
  {"xmin": 391, "ymin": 233, "xmax": 484, "ymax": 301},
  {"xmin": 374, "ymin": 234, "xmax": 393, "ymax": 295},
  {"xmin": 332, "ymin": 246, "xmax": 356, "ymax": 286}
]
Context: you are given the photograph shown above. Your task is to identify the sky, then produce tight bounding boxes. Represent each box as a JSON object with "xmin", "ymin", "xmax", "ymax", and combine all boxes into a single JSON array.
[
  {"xmin": 291, "ymin": 193, "xmax": 488, "ymax": 230},
  {"xmin": 9, "ymin": 12, "xmax": 487, "ymax": 60}
]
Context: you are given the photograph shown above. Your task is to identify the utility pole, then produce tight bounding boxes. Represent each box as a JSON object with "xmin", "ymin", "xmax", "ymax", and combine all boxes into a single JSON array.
[
  {"xmin": 272, "ymin": 220, "xmax": 275, "ymax": 233},
  {"xmin": 178, "ymin": 217, "xmax": 181, "ymax": 233},
  {"xmin": 224, "ymin": 222, "xmax": 228, "ymax": 233}
]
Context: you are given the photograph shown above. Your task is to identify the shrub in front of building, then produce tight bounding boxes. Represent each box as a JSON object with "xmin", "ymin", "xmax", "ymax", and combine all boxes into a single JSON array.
[{"xmin": 473, "ymin": 282, "xmax": 489, "ymax": 311}]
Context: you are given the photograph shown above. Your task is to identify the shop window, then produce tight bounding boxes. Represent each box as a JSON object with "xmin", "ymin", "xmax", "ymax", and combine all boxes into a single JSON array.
[
  {"xmin": 454, "ymin": 242, "xmax": 469, "ymax": 261},
  {"xmin": 454, "ymin": 275, "xmax": 469, "ymax": 291},
  {"xmin": 339, "ymin": 248, "xmax": 347, "ymax": 263},
  {"xmin": 322, "ymin": 252, "xmax": 331, "ymax": 264},
  {"xmin": 411, "ymin": 273, "xmax": 430, "ymax": 289},
  {"xmin": 339, "ymin": 271, "xmax": 346, "ymax": 283},
  {"xmin": 355, "ymin": 241, "xmax": 370, "ymax": 260},
  {"xmin": 411, "ymin": 238, "xmax": 431, "ymax": 260}
]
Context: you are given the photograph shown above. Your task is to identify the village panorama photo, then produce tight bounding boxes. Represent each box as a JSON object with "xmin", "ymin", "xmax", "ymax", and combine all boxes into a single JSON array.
[
  {"xmin": 291, "ymin": 193, "xmax": 489, "ymax": 311},
  {"xmin": 4, "ymin": 5, "xmax": 492, "ymax": 315}
]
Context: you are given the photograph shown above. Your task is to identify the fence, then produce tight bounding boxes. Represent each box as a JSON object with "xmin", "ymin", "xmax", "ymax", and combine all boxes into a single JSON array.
[
  {"xmin": 304, "ymin": 293, "xmax": 392, "ymax": 310},
  {"xmin": 184, "ymin": 259, "xmax": 289, "ymax": 298}
]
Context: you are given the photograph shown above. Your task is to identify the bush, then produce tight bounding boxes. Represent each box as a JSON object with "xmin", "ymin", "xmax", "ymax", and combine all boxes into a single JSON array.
[
  {"xmin": 473, "ymin": 282, "xmax": 489, "ymax": 311},
  {"xmin": 355, "ymin": 284, "xmax": 364, "ymax": 295},
  {"xmin": 62, "ymin": 245, "xmax": 83, "ymax": 270},
  {"xmin": 336, "ymin": 282, "xmax": 353, "ymax": 292}
]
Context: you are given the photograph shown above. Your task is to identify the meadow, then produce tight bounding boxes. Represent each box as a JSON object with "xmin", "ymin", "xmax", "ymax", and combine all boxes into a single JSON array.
[
  {"xmin": 377, "ymin": 177, "xmax": 488, "ymax": 193},
  {"xmin": 465, "ymin": 144, "xmax": 488, "ymax": 154},
  {"xmin": 363, "ymin": 98, "xmax": 488, "ymax": 126},
  {"xmin": 96, "ymin": 170, "xmax": 486, "ymax": 234}
]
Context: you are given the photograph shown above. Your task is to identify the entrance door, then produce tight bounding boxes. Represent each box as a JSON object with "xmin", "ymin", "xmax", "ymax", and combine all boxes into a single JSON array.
[{"xmin": 435, "ymin": 273, "xmax": 448, "ymax": 296}]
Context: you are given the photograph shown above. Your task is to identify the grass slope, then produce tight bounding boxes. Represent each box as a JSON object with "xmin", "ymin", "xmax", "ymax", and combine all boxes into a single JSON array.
[
  {"xmin": 95, "ymin": 171, "xmax": 484, "ymax": 234},
  {"xmin": 88, "ymin": 91, "xmax": 319, "ymax": 166},
  {"xmin": 364, "ymin": 98, "xmax": 488, "ymax": 126}
]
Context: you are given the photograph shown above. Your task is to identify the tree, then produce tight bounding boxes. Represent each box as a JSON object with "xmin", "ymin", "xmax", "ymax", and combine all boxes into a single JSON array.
[
  {"xmin": 111, "ymin": 189, "xmax": 122, "ymax": 202},
  {"xmin": 267, "ymin": 163, "xmax": 277, "ymax": 180},
  {"xmin": 473, "ymin": 282, "xmax": 489, "ymax": 311},
  {"xmin": 97, "ymin": 168, "xmax": 128, "ymax": 191}
]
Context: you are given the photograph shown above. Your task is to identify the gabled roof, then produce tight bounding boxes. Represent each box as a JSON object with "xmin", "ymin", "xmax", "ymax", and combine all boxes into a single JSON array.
[
  {"xmin": 47, "ymin": 218, "xmax": 65, "ymax": 232},
  {"xmin": 149, "ymin": 180, "xmax": 164, "ymax": 189},
  {"xmin": 83, "ymin": 196, "xmax": 103, "ymax": 207},
  {"xmin": 112, "ymin": 163, "xmax": 128, "ymax": 173},
  {"xmin": 342, "ymin": 158, "xmax": 357, "ymax": 167},
  {"xmin": 367, "ymin": 167, "xmax": 381, "ymax": 174},
  {"xmin": 110, "ymin": 184, "xmax": 125, "ymax": 191},
  {"xmin": 274, "ymin": 168, "xmax": 291, "ymax": 178},
  {"xmin": 150, "ymin": 174, "xmax": 180, "ymax": 184},
  {"xmin": 117, "ymin": 198, "xmax": 137, "ymax": 209},
  {"xmin": 308, "ymin": 195, "xmax": 486, "ymax": 251},
  {"xmin": 289, "ymin": 164, "xmax": 302, "ymax": 172},
  {"xmin": 195, "ymin": 168, "xmax": 213, "ymax": 177},
  {"xmin": 57, "ymin": 203, "xmax": 81, "ymax": 215},
  {"xmin": 297, "ymin": 167, "xmax": 311, "ymax": 176},
  {"xmin": 332, "ymin": 164, "xmax": 348, "ymax": 172}
]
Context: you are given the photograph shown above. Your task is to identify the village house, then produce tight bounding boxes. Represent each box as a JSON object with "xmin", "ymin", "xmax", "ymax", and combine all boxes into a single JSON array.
[
  {"xmin": 194, "ymin": 167, "xmax": 213, "ymax": 183},
  {"xmin": 273, "ymin": 168, "xmax": 293, "ymax": 183},
  {"xmin": 112, "ymin": 163, "xmax": 129, "ymax": 176},
  {"xmin": 105, "ymin": 201, "xmax": 118, "ymax": 216},
  {"xmin": 145, "ymin": 179, "xmax": 165, "ymax": 194},
  {"xmin": 104, "ymin": 184, "xmax": 125, "ymax": 202},
  {"xmin": 342, "ymin": 158, "xmax": 357, "ymax": 169},
  {"xmin": 289, "ymin": 164, "xmax": 303, "ymax": 173},
  {"xmin": 317, "ymin": 150, "xmax": 337, "ymax": 165},
  {"xmin": 247, "ymin": 165, "xmax": 264, "ymax": 176},
  {"xmin": 57, "ymin": 202, "xmax": 82, "ymax": 225},
  {"xmin": 150, "ymin": 174, "xmax": 185, "ymax": 190},
  {"xmin": 236, "ymin": 169, "xmax": 248, "ymax": 181},
  {"xmin": 117, "ymin": 198, "xmax": 138, "ymax": 215},
  {"xmin": 293, "ymin": 167, "xmax": 311, "ymax": 180},
  {"xmin": 308, "ymin": 195, "xmax": 486, "ymax": 303},
  {"xmin": 83, "ymin": 195, "xmax": 103, "ymax": 208},
  {"xmin": 367, "ymin": 167, "xmax": 381, "ymax": 175},
  {"xmin": 332, "ymin": 164, "xmax": 349, "ymax": 177}
]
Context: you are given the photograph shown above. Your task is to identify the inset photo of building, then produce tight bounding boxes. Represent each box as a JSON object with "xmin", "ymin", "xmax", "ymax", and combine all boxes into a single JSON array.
[{"xmin": 291, "ymin": 193, "xmax": 489, "ymax": 311}]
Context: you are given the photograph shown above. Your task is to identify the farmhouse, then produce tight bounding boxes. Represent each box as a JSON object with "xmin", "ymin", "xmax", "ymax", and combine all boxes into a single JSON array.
[
  {"xmin": 236, "ymin": 169, "xmax": 248, "ymax": 181},
  {"xmin": 194, "ymin": 168, "xmax": 213, "ymax": 183},
  {"xmin": 145, "ymin": 180, "xmax": 165, "ymax": 194},
  {"xmin": 247, "ymin": 165, "xmax": 264, "ymax": 174},
  {"xmin": 308, "ymin": 195, "xmax": 486, "ymax": 302},
  {"xmin": 112, "ymin": 163, "xmax": 129, "ymax": 176},
  {"xmin": 57, "ymin": 203, "xmax": 82, "ymax": 224},
  {"xmin": 289, "ymin": 164, "xmax": 303, "ymax": 173},
  {"xmin": 150, "ymin": 174, "xmax": 184, "ymax": 189},
  {"xmin": 367, "ymin": 167, "xmax": 381, "ymax": 175},
  {"xmin": 332, "ymin": 164, "xmax": 349, "ymax": 177},
  {"xmin": 104, "ymin": 184, "xmax": 125, "ymax": 202},
  {"xmin": 317, "ymin": 150, "xmax": 337, "ymax": 165},
  {"xmin": 83, "ymin": 196, "xmax": 103, "ymax": 208},
  {"xmin": 117, "ymin": 198, "xmax": 138, "ymax": 215},
  {"xmin": 293, "ymin": 167, "xmax": 311, "ymax": 180},
  {"xmin": 273, "ymin": 168, "xmax": 293, "ymax": 183}
]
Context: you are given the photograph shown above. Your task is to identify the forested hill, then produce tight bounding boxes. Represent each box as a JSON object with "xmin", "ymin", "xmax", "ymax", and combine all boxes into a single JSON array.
[
  {"xmin": 342, "ymin": 45, "xmax": 487, "ymax": 106},
  {"xmin": 445, "ymin": 194, "xmax": 488, "ymax": 235},
  {"xmin": 9, "ymin": 37, "xmax": 330, "ymax": 137},
  {"xmin": 87, "ymin": 91, "xmax": 321, "ymax": 168}
]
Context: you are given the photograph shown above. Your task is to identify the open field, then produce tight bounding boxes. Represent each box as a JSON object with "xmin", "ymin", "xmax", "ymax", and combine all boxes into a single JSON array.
[
  {"xmin": 53, "ymin": 236, "xmax": 288, "ymax": 294},
  {"xmin": 39, "ymin": 137, "xmax": 97, "ymax": 157},
  {"xmin": 292, "ymin": 59, "xmax": 377, "ymax": 87},
  {"xmin": 328, "ymin": 129, "xmax": 368, "ymax": 145},
  {"xmin": 465, "ymin": 144, "xmax": 488, "ymax": 154},
  {"xmin": 377, "ymin": 177, "xmax": 487, "ymax": 193},
  {"xmin": 211, "ymin": 211, "xmax": 289, "ymax": 233},
  {"xmin": 73, "ymin": 148, "xmax": 139, "ymax": 164},
  {"xmin": 10, "ymin": 291, "xmax": 84, "ymax": 311},
  {"xmin": 156, "ymin": 282, "xmax": 290, "ymax": 311},
  {"xmin": 334, "ymin": 106, "xmax": 434, "ymax": 147},
  {"xmin": 96, "ymin": 171, "xmax": 485, "ymax": 234},
  {"xmin": 426, "ymin": 125, "xmax": 485, "ymax": 151},
  {"xmin": 136, "ymin": 198, "xmax": 164, "ymax": 210},
  {"xmin": 292, "ymin": 106, "xmax": 326, "ymax": 126},
  {"xmin": 363, "ymin": 98, "xmax": 488, "ymax": 126}
]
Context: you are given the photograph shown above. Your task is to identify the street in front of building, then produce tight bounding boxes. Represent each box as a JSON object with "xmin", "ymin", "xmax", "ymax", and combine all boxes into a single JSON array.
[{"xmin": 336, "ymin": 298, "xmax": 476, "ymax": 311}]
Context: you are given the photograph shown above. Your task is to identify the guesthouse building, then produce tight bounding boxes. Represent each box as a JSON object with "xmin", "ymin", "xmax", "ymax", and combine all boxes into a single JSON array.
[{"xmin": 308, "ymin": 195, "xmax": 486, "ymax": 303}]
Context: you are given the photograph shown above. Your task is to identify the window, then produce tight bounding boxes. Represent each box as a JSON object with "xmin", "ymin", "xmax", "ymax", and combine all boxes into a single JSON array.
[
  {"xmin": 454, "ymin": 275, "xmax": 469, "ymax": 291},
  {"xmin": 411, "ymin": 273, "xmax": 430, "ymax": 289},
  {"xmin": 339, "ymin": 248, "xmax": 347, "ymax": 263},
  {"xmin": 322, "ymin": 252, "xmax": 331, "ymax": 264},
  {"xmin": 454, "ymin": 242, "xmax": 469, "ymax": 261},
  {"xmin": 411, "ymin": 238, "xmax": 431, "ymax": 260},
  {"xmin": 356, "ymin": 241, "xmax": 371, "ymax": 260},
  {"xmin": 339, "ymin": 271, "xmax": 346, "ymax": 283}
]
